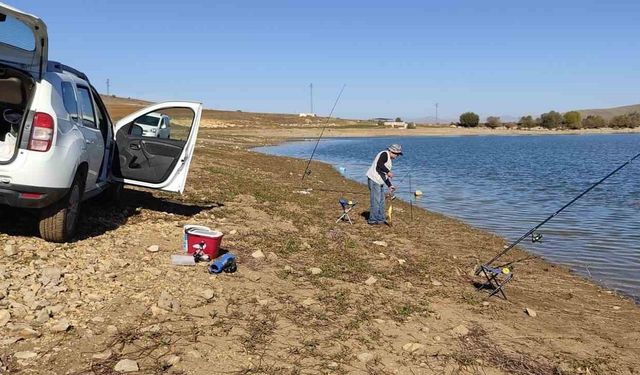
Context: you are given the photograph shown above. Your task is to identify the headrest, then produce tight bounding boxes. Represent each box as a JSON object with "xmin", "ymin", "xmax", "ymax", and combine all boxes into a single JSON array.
[{"xmin": 0, "ymin": 78, "xmax": 24, "ymax": 105}]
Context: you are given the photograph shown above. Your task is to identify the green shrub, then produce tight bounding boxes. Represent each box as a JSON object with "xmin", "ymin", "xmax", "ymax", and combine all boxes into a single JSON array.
[
  {"xmin": 459, "ymin": 112, "xmax": 479, "ymax": 127},
  {"xmin": 540, "ymin": 111, "xmax": 563, "ymax": 129},
  {"xmin": 563, "ymin": 111, "xmax": 582, "ymax": 129},
  {"xmin": 518, "ymin": 115, "xmax": 536, "ymax": 128},
  {"xmin": 582, "ymin": 115, "xmax": 606, "ymax": 129}
]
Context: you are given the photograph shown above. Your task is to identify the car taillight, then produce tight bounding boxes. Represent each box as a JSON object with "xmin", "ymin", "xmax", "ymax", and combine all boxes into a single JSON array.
[{"xmin": 28, "ymin": 112, "xmax": 55, "ymax": 152}]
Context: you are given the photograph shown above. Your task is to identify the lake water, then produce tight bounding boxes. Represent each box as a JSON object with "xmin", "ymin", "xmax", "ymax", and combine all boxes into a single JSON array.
[{"xmin": 255, "ymin": 134, "xmax": 640, "ymax": 301}]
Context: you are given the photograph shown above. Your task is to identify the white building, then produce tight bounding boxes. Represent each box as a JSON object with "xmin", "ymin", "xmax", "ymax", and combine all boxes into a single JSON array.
[
  {"xmin": 384, "ymin": 121, "xmax": 408, "ymax": 129},
  {"xmin": 299, "ymin": 113, "xmax": 317, "ymax": 118}
]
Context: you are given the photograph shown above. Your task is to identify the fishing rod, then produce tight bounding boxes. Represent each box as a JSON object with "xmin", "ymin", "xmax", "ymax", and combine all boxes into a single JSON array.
[
  {"xmin": 480, "ymin": 150, "xmax": 640, "ymax": 270},
  {"xmin": 301, "ymin": 84, "xmax": 347, "ymax": 181}
]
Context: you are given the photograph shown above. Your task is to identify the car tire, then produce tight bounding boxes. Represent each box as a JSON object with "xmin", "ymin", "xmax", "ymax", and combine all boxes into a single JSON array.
[{"xmin": 39, "ymin": 173, "xmax": 84, "ymax": 243}]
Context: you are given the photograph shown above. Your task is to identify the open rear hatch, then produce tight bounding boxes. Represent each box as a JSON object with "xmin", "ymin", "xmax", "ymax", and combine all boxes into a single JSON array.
[
  {"xmin": 0, "ymin": 3, "xmax": 45, "ymax": 162},
  {"xmin": 0, "ymin": 2, "xmax": 48, "ymax": 79}
]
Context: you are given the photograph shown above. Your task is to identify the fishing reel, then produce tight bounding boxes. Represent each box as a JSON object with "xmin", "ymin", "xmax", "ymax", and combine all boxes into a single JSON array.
[{"xmin": 531, "ymin": 232, "xmax": 543, "ymax": 243}]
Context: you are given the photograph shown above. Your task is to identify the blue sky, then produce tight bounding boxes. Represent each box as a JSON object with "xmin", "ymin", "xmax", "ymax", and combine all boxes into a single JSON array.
[{"xmin": 8, "ymin": 0, "xmax": 640, "ymax": 120}]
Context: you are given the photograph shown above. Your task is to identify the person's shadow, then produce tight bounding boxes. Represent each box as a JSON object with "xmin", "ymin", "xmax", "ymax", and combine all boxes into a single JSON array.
[{"xmin": 0, "ymin": 188, "xmax": 221, "ymax": 241}]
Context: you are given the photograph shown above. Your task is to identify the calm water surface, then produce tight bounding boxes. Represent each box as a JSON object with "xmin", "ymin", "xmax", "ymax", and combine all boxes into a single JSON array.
[{"xmin": 256, "ymin": 134, "xmax": 640, "ymax": 301}]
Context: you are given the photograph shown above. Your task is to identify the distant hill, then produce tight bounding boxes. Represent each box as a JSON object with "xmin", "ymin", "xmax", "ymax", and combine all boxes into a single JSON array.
[{"xmin": 578, "ymin": 103, "xmax": 640, "ymax": 120}]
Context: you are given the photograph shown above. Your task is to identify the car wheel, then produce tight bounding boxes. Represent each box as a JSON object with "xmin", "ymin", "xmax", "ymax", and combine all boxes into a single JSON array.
[{"xmin": 39, "ymin": 173, "xmax": 84, "ymax": 242}]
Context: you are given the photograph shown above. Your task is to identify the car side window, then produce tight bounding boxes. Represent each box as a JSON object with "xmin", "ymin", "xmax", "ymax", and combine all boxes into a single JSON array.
[
  {"xmin": 76, "ymin": 86, "xmax": 97, "ymax": 129},
  {"xmin": 128, "ymin": 108, "xmax": 194, "ymax": 142},
  {"xmin": 61, "ymin": 82, "xmax": 79, "ymax": 122}
]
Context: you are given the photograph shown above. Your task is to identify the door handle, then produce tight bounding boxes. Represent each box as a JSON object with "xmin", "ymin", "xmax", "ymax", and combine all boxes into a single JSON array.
[
  {"xmin": 129, "ymin": 143, "xmax": 141, "ymax": 150},
  {"xmin": 85, "ymin": 139, "xmax": 94, "ymax": 144}
]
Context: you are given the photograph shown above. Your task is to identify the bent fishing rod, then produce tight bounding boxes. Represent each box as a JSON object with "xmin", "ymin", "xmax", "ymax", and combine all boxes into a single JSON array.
[
  {"xmin": 480, "ymin": 150, "xmax": 640, "ymax": 271},
  {"xmin": 301, "ymin": 84, "xmax": 347, "ymax": 181}
]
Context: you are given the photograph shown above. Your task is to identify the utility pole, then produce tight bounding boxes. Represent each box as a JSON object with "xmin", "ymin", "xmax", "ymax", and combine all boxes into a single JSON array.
[
  {"xmin": 310, "ymin": 83, "xmax": 314, "ymax": 114},
  {"xmin": 106, "ymin": 79, "xmax": 110, "ymax": 96},
  {"xmin": 435, "ymin": 102, "xmax": 439, "ymax": 124}
]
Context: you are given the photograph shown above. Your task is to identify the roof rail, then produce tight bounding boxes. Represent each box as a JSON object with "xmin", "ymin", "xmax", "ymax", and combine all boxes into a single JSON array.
[{"xmin": 47, "ymin": 61, "xmax": 89, "ymax": 82}]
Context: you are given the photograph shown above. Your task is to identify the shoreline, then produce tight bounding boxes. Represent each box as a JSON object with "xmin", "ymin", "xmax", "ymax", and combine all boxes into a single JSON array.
[{"xmin": 252, "ymin": 135, "xmax": 640, "ymax": 304}]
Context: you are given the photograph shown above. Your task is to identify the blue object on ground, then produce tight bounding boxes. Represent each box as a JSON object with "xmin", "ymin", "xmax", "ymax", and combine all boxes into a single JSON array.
[{"xmin": 208, "ymin": 253, "xmax": 237, "ymax": 274}]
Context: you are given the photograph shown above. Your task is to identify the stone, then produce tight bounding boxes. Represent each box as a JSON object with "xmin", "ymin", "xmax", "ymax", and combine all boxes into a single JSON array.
[
  {"xmin": 402, "ymin": 342, "xmax": 425, "ymax": 353},
  {"xmin": 199, "ymin": 289, "xmax": 215, "ymax": 300},
  {"xmin": 114, "ymin": 359, "xmax": 139, "ymax": 373},
  {"xmin": 35, "ymin": 309, "xmax": 51, "ymax": 324},
  {"xmin": 158, "ymin": 291, "xmax": 180, "ymax": 312},
  {"xmin": 525, "ymin": 308, "xmax": 537, "ymax": 317},
  {"xmin": 308, "ymin": 267, "xmax": 323, "ymax": 275},
  {"xmin": 0, "ymin": 310, "xmax": 10, "ymax": 326},
  {"xmin": 10, "ymin": 324, "xmax": 41, "ymax": 339},
  {"xmin": 398, "ymin": 259, "xmax": 406, "ymax": 265},
  {"xmin": 378, "ymin": 253, "xmax": 387, "ymax": 259},
  {"xmin": 612, "ymin": 306, "xmax": 621, "ymax": 311},
  {"xmin": 91, "ymin": 316, "xmax": 105, "ymax": 323},
  {"xmin": 92, "ymin": 350, "xmax": 113, "ymax": 360},
  {"xmin": 3, "ymin": 244, "xmax": 16, "ymax": 257},
  {"xmin": 266, "ymin": 252, "xmax": 278, "ymax": 262},
  {"xmin": 364, "ymin": 276, "xmax": 377, "ymax": 286},
  {"xmin": 164, "ymin": 355, "xmax": 181, "ymax": 366},
  {"xmin": 431, "ymin": 279, "xmax": 443, "ymax": 286},
  {"xmin": 373, "ymin": 241, "xmax": 388, "ymax": 247},
  {"xmin": 51, "ymin": 318, "xmax": 71, "ymax": 332},
  {"xmin": 452, "ymin": 324, "xmax": 470, "ymax": 337},
  {"xmin": 14, "ymin": 351, "xmax": 37, "ymax": 360},
  {"xmin": 146, "ymin": 245, "xmax": 160, "ymax": 253},
  {"xmin": 357, "ymin": 352, "xmax": 375, "ymax": 363},
  {"xmin": 40, "ymin": 267, "xmax": 63, "ymax": 286},
  {"xmin": 247, "ymin": 273, "xmax": 261, "ymax": 282},
  {"xmin": 327, "ymin": 362, "xmax": 339, "ymax": 369},
  {"xmin": 251, "ymin": 250, "xmax": 265, "ymax": 259},
  {"xmin": 373, "ymin": 319, "xmax": 385, "ymax": 324},
  {"xmin": 151, "ymin": 305, "xmax": 169, "ymax": 316},
  {"xmin": 229, "ymin": 229, "xmax": 238, "ymax": 235},
  {"xmin": 284, "ymin": 265, "xmax": 294, "ymax": 272},
  {"xmin": 301, "ymin": 298, "xmax": 315, "ymax": 307}
]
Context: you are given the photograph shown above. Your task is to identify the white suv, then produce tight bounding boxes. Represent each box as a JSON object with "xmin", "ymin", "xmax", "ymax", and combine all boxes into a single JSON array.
[{"xmin": 0, "ymin": 3, "xmax": 202, "ymax": 242}]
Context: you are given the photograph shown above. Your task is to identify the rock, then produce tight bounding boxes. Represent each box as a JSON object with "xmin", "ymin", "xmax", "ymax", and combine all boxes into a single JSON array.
[
  {"xmin": 452, "ymin": 324, "xmax": 470, "ymax": 337},
  {"xmin": 327, "ymin": 361, "xmax": 339, "ymax": 369},
  {"xmin": 40, "ymin": 267, "xmax": 63, "ymax": 286},
  {"xmin": 377, "ymin": 253, "xmax": 387, "ymax": 259},
  {"xmin": 284, "ymin": 265, "xmax": 294, "ymax": 272},
  {"xmin": 35, "ymin": 309, "xmax": 50, "ymax": 324},
  {"xmin": 482, "ymin": 301, "xmax": 490, "ymax": 307},
  {"xmin": 92, "ymin": 350, "xmax": 113, "ymax": 360},
  {"xmin": 357, "ymin": 352, "xmax": 375, "ymax": 363},
  {"xmin": 3, "ymin": 244, "xmax": 16, "ymax": 257},
  {"xmin": 308, "ymin": 267, "xmax": 323, "ymax": 275},
  {"xmin": 106, "ymin": 325, "xmax": 118, "ymax": 334},
  {"xmin": 14, "ymin": 351, "xmax": 37, "ymax": 360},
  {"xmin": 114, "ymin": 359, "xmax": 139, "ymax": 373},
  {"xmin": 10, "ymin": 324, "xmax": 41, "ymax": 339},
  {"xmin": 525, "ymin": 308, "xmax": 537, "ymax": 317},
  {"xmin": 91, "ymin": 316, "xmax": 105, "ymax": 323},
  {"xmin": 397, "ymin": 259, "xmax": 406, "ymax": 265},
  {"xmin": 0, "ymin": 310, "xmax": 10, "ymax": 326},
  {"xmin": 199, "ymin": 289, "xmax": 215, "ymax": 300},
  {"xmin": 373, "ymin": 319, "xmax": 385, "ymax": 324},
  {"xmin": 431, "ymin": 279, "xmax": 443, "ymax": 286},
  {"xmin": 164, "ymin": 355, "xmax": 181, "ymax": 366},
  {"xmin": 146, "ymin": 245, "xmax": 160, "ymax": 253},
  {"xmin": 247, "ymin": 273, "xmax": 261, "ymax": 282},
  {"xmin": 364, "ymin": 276, "xmax": 377, "ymax": 286},
  {"xmin": 301, "ymin": 298, "xmax": 316, "ymax": 307},
  {"xmin": 51, "ymin": 318, "xmax": 71, "ymax": 332},
  {"xmin": 151, "ymin": 305, "xmax": 168, "ymax": 316},
  {"xmin": 229, "ymin": 229, "xmax": 238, "ymax": 235},
  {"xmin": 373, "ymin": 241, "xmax": 387, "ymax": 247},
  {"xmin": 613, "ymin": 306, "xmax": 621, "ymax": 311},
  {"xmin": 251, "ymin": 250, "xmax": 265, "ymax": 259},
  {"xmin": 402, "ymin": 342, "xmax": 425, "ymax": 353},
  {"xmin": 158, "ymin": 291, "xmax": 180, "ymax": 312},
  {"xmin": 266, "ymin": 252, "xmax": 278, "ymax": 262}
]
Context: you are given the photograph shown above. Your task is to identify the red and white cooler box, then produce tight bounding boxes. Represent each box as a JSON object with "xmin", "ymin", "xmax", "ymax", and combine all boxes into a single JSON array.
[{"xmin": 183, "ymin": 225, "xmax": 223, "ymax": 259}]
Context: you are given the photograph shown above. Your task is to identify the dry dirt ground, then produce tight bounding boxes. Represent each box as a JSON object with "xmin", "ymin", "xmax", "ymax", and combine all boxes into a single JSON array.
[{"xmin": 0, "ymin": 105, "xmax": 639, "ymax": 374}]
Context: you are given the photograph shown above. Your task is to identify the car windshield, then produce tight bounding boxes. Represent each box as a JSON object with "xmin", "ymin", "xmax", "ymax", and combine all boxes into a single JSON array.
[
  {"xmin": 0, "ymin": 12, "xmax": 35, "ymax": 51},
  {"xmin": 135, "ymin": 115, "xmax": 161, "ymax": 127}
]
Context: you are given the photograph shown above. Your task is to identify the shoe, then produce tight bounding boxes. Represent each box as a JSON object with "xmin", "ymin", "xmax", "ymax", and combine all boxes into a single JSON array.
[{"xmin": 367, "ymin": 221, "xmax": 382, "ymax": 225}]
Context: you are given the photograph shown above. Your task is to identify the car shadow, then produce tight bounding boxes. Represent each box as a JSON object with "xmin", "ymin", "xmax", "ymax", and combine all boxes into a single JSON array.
[{"xmin": 0, "ymin": 188, "xmax": 222, "ymax": 241}]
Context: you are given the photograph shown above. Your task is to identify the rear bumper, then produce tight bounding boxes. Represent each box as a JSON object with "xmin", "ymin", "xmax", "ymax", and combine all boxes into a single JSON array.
[{"xmin": 0, "ymin": 183, "xmax": 67, "ymax": 209}]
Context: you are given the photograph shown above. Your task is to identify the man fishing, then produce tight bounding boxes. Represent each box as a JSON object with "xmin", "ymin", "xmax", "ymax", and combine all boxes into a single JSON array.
[{"xmin": 366, "ymin": 144, "xmax": 402, "ymax": 225}]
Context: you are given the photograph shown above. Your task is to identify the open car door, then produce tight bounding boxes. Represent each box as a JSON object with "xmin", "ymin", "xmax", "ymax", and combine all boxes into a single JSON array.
[{"xmin": 112, "ymin": 102, "xmax": 202, "ymax": 193}]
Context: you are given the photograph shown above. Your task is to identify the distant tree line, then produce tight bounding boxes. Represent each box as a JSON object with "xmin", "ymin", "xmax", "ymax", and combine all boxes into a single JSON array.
[{"xmin": 457, "ymin": 110, "xmax": 640, "ymax": 129}]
